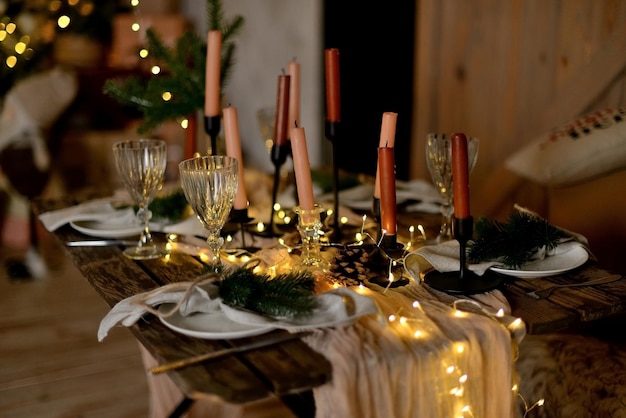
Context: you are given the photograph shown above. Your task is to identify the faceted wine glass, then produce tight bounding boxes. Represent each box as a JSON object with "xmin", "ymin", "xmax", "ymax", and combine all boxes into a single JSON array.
[
  {"xmin": 425, "ymin": 133, "xmax": 479, "ymax": 243},
  {"xmin": 179, "ymin": 155, "xmax": 238, "ymax": 270},
  {"xmin": 112, "ymin": 139, "xmax": 167, "ymax": 260}
]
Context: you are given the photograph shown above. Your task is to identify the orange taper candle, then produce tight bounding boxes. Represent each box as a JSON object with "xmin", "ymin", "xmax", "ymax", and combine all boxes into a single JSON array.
[
  {"xmin": 204, "ymin": 30, "xmax": 222, "ymax": 117},
  {"xmin": 290, "ymin": 126, "xmax": 315, "ymax": 210},
  {"xmin": 273, "ymin": 74, "xmax": 291, "ymax": 146},
  {"xmin": 223, "ymin": 106, "xmax": 248, "ymax": 210},
  {"xmin": 378, "ymin": 146, "xmax": 397, "ymax": 235},
  {"xmin": 374, "ymin": 112, "xmax": 398, "ymax": 199},
  {"xmin": 288, "ymin": 60, "xmax": 300, "ymax": 132},
  {"xmin": 325, "ymin": 48, "xmax": 341, "ymax": 122},
  {"xmin": 451, "ymin": 132, "xmax": 471, "ymax": 219}
]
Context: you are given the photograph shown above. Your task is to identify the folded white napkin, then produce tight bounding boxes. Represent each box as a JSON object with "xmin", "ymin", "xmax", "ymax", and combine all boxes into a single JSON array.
[
  {"xmin": 38, "ymin": 198, "xmax": 136, "ymax": 231},
  {"xmin": 404, "ymin": 240, "xmax": 500, "ymax": 279},
  {"xmin": 404, "ymin": 235, "xmax": 592, "ymax": 279},
  {"xmin": 161, "ymin": 215, "xmax": 208, "ymax": 238},
  {"xmin": 98, "ymin": 280, "xmax": 379, "ymax": 341}
]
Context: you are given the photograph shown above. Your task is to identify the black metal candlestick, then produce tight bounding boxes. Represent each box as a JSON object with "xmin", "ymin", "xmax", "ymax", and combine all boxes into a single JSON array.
[
  {"xmin": 254, "ymin": 143, "xmax": 290, "ymax": 237},
  {"xmin": 325, "ymin": 120, "xmax": 343, "ymax": 241},
  {"xmin": 204, "ymin": 115, "xmax": 221, "ymax": 155},
  {"xmin": 367, "ymin": 234, "xmax": 408, "ymax": 288},
  {"xmin": 423, "ymin": 217, "xmax": 502, "ymax": 294},
  {"xmin": 227, "ymin": 208, "xmax": 257, "ymax": 251}
]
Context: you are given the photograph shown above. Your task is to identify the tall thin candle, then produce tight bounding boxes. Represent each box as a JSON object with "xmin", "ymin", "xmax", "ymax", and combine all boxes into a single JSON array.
[
  {"xmin": 204, "ymin": 30, "xmax": 222, "ymax": 117},
  {"xmin": 374, "ymin": 112, "xmax": 398, "ymax": 199},
  {"xmin": 288, "ymin": 60, "xmax": 300, "ymax": 132},
  {"xmin": 451, "ymin": 133, "xmax": 471, "ymax": 219},
  {"xmin": 290, "ymin": 126, "xmax": 315, "ymax": 210},
  {"xmin": 378, "ymin": 146, "xmax": 397, "ymax": 235},
  {"xmin": 325, "ymin": 48, "xmax": 341, "ymax": 122},
  {"xmin": 273, "ymin": 74, "xmax": 291, "ymax": 146},
  {"xmin": 223, "ymin": 106, "xmax": 248, "ymax": 210}
]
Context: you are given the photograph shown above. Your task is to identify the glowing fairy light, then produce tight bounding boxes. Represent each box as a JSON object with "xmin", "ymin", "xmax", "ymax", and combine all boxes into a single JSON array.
[
  {"xmin": 413, "ymin": 329, "xmax": 423, "ymax": 338},
  {"xmin": 418, "ymin": 224, "xmax": 426, "ymax": 240},
  {"xmin": 446, "ymin": 365, "xmax": 455, "ymax": 374},
  {"xmin": 162, "ymin": 91, "xmax": 172, "ymax": 101},
  {"xmin": 388, "ymin": 314, "xmax": 396, "ymax": 322},
  {"xmin": 459, "ymin": 374, "xmax": 468, "ymax": 383},
  {"xmin": 131, "ymin": 0, "xmax": 140, "ymax": 6},
  {"xmin": 180, "ymin": 118, "xmax": 189, "ymax": 129},
  {"xmin": 57, "ymin": 15, "xmax": 71, "ymax": 29},
  {"xmin": 131, "ymin": 22, "xmax": 140, "ymax": 32},
  {"xmin": 6, "ymin": 56, "xmax": 17, "ymax": 68},
  {"xmin": 256, "ymin": 222, "xmax": 265, "ymax": 232},
  {"xmin": 273, "ymin": 202, "xmax": 281, "ymax": 211},
  {"xmin": 151, "ymin": 65, "xmax": 161, "ymax": 75},
  {"xmin": 399, "ymin": 316, "xmax": 408, "ymax": 326},
  {"xmin": 6, "ymin": 22, "xmax": 16, "ymax": 34},
  {"xmin": 340, "ymin": 216, "xmax": 348, "ymax": 225},
  {"xmin": 412, "ymin": 300, "xmax": 421, "ymax": 309},
  {"xmin": 496, "ymin": 308, "xmax": 504, "ymax": 317},
  {"xmin": 455, "ymin": 343, "xmax": 465, "ymax": 354},
  {"xmin": 139, "ymin": 48, "xmax": 148, "ymax": 58}
]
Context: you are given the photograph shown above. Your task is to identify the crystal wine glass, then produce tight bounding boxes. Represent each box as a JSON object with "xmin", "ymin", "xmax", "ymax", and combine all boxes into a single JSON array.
[
  {"xmin": 112, "ymin": 139, "xmax": 167, "ymax": 260},
  {"xmin": 179, "ymin": 155, "xmax": 238, "ymax": 270},
  {"xmin": 425, "ymin": 133, "xmax": 479, "ymax": 243}
]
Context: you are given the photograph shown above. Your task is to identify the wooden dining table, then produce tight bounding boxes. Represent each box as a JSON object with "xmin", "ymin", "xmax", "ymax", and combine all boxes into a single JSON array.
[{"xmin": 32, "ymin": 195, "xmax": 626, "ymax": 418}]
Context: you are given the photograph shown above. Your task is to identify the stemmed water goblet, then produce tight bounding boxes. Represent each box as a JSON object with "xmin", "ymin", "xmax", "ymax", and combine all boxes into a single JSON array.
[
  {"xmin": 179, "ymin": 155, "xmax": 238, "ymax": 271},
  {"xmin": 425, "ymin": 133, "xmax": 479, "ymax": 243},
  {"xmin": 112, "ymin": 139, "xmax": 168, "ymax": 260}
]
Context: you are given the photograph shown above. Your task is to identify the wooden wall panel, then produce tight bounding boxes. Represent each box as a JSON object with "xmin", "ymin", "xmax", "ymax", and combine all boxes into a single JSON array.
[{"xmin": 411, "ymin": 0, "xmax": 626, "ymax": 217}]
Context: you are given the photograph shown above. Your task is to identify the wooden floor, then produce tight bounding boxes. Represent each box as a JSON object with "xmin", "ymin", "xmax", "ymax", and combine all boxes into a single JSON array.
[
  {"xmin": 0, "ymin": 234, "xmax": 151, "ymax": 418},
  {"xmin": 0, "ymin": 229, "xmax": 297, "ymax": 418}
]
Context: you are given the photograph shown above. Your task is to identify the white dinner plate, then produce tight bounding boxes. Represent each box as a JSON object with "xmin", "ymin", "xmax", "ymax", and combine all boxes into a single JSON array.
[
  {"xmin": 70, "ymin": 220, "xmax": 143, "ymax": 238},
  {"xmin": 157, "ymin": 304, "xmax": 276, "ymax": 339},
  {"xmin": 490, "ymin": 244, "xmax": 589, "ymax": 279}
]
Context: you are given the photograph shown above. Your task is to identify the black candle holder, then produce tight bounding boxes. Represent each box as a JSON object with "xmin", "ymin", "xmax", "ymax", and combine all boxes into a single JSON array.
[
  {"xmin": 225, "ymin": 208, "xmax": 259, "ymax": 252},
  {"xmin": 423, "ymin": 216, "xmax": 502, "ymax": 294},
  {"xmin": 324, "ymin": 120, "xmax": 343, "ymax": 241},
  {"xmin": 366, "ymin": 235, "xmax": 409, "ymax": 288},
  {"xmin": 253, "ymin": 143, "xmax": 290, "ymax": 237},
  {"xmin": 204, "ymin": 115, "xmax": 221, "ymax": 155}
]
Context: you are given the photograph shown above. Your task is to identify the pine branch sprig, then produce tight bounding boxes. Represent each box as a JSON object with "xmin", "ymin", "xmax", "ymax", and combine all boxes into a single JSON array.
[
  {"xmin": 102, "ymin": 0, "xmax": 245, "ymax": 134},
  {"xmin": 219, "ymin": 267, "xmax": 318, "ymax": 319},
  {"xmin": 468, "ymin": 212, "xmax": 567, "ymax": 268}
]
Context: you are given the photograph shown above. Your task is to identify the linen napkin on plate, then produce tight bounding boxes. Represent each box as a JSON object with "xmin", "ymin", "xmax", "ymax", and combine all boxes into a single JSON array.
[
  {"xmin": 38, "ymin": 198, "xmax": 136, "ymax": 231},
  {"xmin": 97, "ymin": 279, "xmax": 379, "ymax": 341},
  {"xmin": 404, "ymin": 205, "xmax": 594, "ymax": 279}
]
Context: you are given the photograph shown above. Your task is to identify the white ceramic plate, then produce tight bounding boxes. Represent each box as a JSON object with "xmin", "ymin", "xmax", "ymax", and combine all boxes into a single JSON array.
[
  {"xmin": 157, "ymin": 304, "xmax": 275, "ymax": 339},
  {"xmin": 490, "ymin": 244, "xmax": 589, "ymax": 279},
  {"xmin": 70, "ymin": 220, "xmax": 142, "ymax": 238}
]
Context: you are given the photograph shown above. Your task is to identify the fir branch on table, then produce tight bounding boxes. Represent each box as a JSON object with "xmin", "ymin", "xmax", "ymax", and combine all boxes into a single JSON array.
[
  {"xmin": 468, "ymin": 211, "xmax": 567, "ymax": 268},
  {"xmin": 102, "ymin": 0, "xmax": 244, "ymax": 134},
  {"xmin": 218, "ymin": 267, "xmax": 318, "ymax": 320}
]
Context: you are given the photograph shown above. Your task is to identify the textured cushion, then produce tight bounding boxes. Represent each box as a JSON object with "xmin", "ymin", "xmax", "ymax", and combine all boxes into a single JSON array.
[{"xmin": 505, "ymin": 107, "xmax": 626, "ymax": 186}]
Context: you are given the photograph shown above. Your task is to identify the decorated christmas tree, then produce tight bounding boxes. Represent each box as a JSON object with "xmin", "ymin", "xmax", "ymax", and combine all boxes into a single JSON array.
[{"xmin": 103, "ymin": 0, "xmax": 244, "ymax": 134}]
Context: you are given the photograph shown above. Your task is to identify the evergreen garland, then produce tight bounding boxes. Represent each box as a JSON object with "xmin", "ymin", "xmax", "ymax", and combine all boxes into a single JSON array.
[
  {"xmin": 468, "ymin": 211, "xmax": 566, "ymax": 268},
  {"xmin": 218, "ymin": 266, "xmax": 318, "ymax": 319},
  {"xmin": 102, "ymin": 0, "xmax": 244, "ymax": 134}
]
